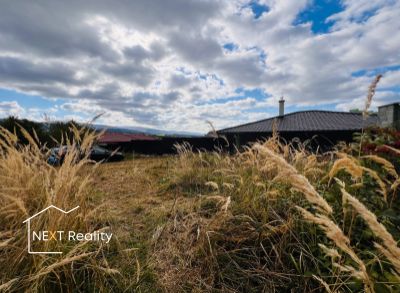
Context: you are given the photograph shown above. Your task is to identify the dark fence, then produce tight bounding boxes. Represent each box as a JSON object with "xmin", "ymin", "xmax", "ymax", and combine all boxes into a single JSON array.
[
  {"xmin": 102, "ymin": 130, "xmax": 358, "ymax": 155},
  {"xmin": 222, "ymin": 130, "xmax": 356, "ymax": 152},
  {"xmin": 104, "ymin": 136, "xmax": 229, "ymax": 155}
]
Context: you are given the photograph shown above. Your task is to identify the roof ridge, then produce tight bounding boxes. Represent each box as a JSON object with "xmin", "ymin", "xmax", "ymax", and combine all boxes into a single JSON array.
[{"xmin": 218, "ymin": 110, "xmax": 366, "ymax": 132}]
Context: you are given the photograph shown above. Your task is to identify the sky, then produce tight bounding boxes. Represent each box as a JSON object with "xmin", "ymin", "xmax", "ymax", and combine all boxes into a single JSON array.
[{"xmin": 0, "ymin": 0, "xmax": 399, "ymax": 133}]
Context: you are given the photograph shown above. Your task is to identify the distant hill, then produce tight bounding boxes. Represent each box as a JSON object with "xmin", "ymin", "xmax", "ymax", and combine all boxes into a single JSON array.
[{"xmin": 92, "ymin": 124, "xmax": 202, "ymax": 137}]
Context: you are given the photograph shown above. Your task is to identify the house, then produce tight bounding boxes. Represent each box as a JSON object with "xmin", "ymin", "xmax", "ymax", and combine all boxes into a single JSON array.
[
  {"xmin": 378, "ymin": 102, "xmax": 400, "ymax": 129},
  {"xmin": 97, "ymin": 132, "xmax": 159, "ymax": 145},
  {"xmin": 217, "ymin": 100, "xmax": 400, "ymax": 150},
  {"xmin": 97, "ymin": 131, "xmax": 226, "ymax": 154},
  {"xmin": 97, "ymin": 132, "xmax": 160, "ymax": 153}
]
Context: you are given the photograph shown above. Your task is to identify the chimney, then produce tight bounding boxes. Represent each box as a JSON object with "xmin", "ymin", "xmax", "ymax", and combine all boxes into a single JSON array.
[
  {"xmin": 279, "ymin": 97, "xmax": 285, "ymax": 116},
  {"xmin": 378, "ymin": 102, "xmax": 400, "ymax": 129}
]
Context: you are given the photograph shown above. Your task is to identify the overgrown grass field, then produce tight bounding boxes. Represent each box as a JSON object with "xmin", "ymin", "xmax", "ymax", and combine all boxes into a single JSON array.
[{"xmin": 1, "ymin": 123, "xmax": 399, "ymax": 292}]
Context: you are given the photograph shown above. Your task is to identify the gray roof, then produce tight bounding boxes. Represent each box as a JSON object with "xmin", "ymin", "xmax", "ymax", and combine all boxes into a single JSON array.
[{"xmin": 218, "ymin": 110, "xmax": 379, "ymax": 133}]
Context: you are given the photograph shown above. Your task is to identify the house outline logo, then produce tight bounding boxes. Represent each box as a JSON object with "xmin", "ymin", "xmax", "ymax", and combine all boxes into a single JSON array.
[{"xmin": 23, "ymin": 205, "xmax": 79, "ymax": 254}]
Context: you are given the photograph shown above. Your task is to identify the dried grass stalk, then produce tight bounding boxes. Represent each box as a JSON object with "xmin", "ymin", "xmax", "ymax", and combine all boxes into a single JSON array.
[
  {"xmin": 297, "ymin": 206, "xmax": 373, "ymax": 293},
  {"xmin": 362, "ymin": 155, "xmax": 398, "ymax": 179},
  {"xmin": 312, "ymin": 275, "xmax": 332, "ymax": 293},
  {"xmin": 382, "ymin": 145, "xmax": 400, "ymax": 156},
  {"xmin": 341, "ymin": 187, "xmax": 400, "ymax": 275},
  {"xmin": 255, "ymin": 145, "xmax": 332, "ymax": 214},
  {"xmin": 363, "ymin": 74, "xmax": 382, "ymax": 119},
  {"xmin": 329, "ymin": 153, "xmax": 388, "ymax": 200}
]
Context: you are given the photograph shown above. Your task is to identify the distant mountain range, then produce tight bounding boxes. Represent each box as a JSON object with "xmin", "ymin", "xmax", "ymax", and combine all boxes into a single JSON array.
[{"xmin": 92, "ymin": 124, "xmax": 202, "ymax": 137}]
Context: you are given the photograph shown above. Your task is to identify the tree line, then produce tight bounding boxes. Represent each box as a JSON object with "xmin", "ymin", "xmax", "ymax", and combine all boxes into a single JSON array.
[{"xmin": 0, "ymin": 116, "xmax": 83, "ymax": 147}]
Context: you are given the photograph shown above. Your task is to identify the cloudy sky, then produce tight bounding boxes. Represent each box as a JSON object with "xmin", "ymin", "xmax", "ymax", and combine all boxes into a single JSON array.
[{"xmin": 0, "ymin": 0, "xmax": 399, "ymax": 133}]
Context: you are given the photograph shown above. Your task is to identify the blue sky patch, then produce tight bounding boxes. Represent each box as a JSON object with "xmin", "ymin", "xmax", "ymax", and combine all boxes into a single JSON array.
[
  {"xmin": 196, "ymin": 88, "xmax": 268, "ymax": 106},
  {"xmin": 0, "ymin": 88, "xmax": 72, "ymax": 119},
  {"xmin": 352, "ymin": 65, "xmax": 400, "ymax": 77},
  {"xmin": 0, "ymin": 89, "xmax": 60, "ymax": 109},
  {"xmin": 247, "ymin": 1, "xmax": 269, "ymax": 19},
  {"xmin": 286, "ymin": 102, "xmax": 338, "ymax": 113},
  {"xmin": 294, "ymin": 0, "xmax": 343, "ymax": 33},
  {"xmin": 223, "ymin": 43, "xmax": 238, "ymax": 52}
]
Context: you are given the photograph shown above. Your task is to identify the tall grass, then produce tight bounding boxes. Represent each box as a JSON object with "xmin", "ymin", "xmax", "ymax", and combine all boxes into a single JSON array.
[
  {"xmin": 149, "ymin": 75, "xmax": 399, "ymax": 292},
  {"xmin": 0, "ymin": 125, "xmax": 123, "ymax": 292},
  {"xmin": 359, "ymin": 74, "xmax": 382, "ymax": 157},
  {"xmin": 154, "ymin": 131, "xmax": 400, "ymax": 292}
]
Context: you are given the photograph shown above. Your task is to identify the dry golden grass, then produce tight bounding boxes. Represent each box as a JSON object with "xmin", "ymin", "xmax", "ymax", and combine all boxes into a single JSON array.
[
  {"xmin": 329, "ymin": 152, "xmax": 389, "ymax": 200},
  {"xmin": 363, "ymin": 74, "xmax": 382, "ymax": 119},
  {"xmin": 0, "ymin": 125, "xmax": 124, "ymax": 292},
  {"xmin": 340, "ymin": 184, "xmax": 400, "ymax": 277},
  {"xmin": 297, "ymin": 206, "xmax": 373, "ymax": 292},
  {"xmin": 362, "ymin": 155, "xmax": 398, "ymax": 179},
  {"xmin": 253, "ymin": 142, "xmax": 333, "ymax": 214},
  {"xmin": 150, "ymin": 132, "xmax": 399, "ymax": 292}
]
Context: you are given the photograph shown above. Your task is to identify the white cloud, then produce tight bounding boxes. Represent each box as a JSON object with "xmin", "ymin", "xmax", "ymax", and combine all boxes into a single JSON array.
[
  {"xmin": 0, "ymin": 101, "xmax": 24, "ymax": 117},
  {"xmin": 0, "ymin": 0, "xmax": 399, "ymax": 132}
]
